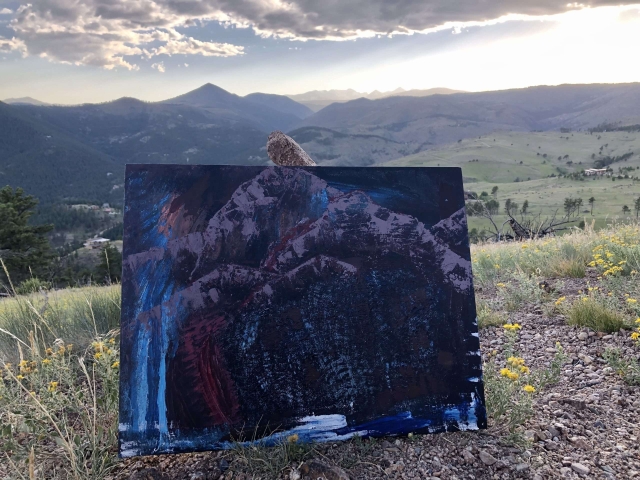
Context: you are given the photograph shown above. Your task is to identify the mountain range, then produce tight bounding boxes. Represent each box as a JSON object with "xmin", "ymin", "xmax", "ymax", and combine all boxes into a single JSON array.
[
  {"xmin": 2, "ymin": 82, "xmax": 640, "ymax": 205},
  {"xmin": 287, "ymin": 87, "xmax": 464, "ymax": 111}
]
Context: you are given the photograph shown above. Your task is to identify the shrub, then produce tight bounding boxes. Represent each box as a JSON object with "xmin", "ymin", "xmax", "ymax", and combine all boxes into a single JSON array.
[
  {"xmin": 550, "ymin": 258, "xmax": 586, "ymax": 278},
  {"xmin": 15, "ymin": 278, "xmax": 52, "ymax": 295},
  {"xmin": 477, "ymin": 300, "xmax": 505, "ymax": 328},
  {"xmin": 0, "ymin": 333, "xmax": 120, "ymax": 479},
  {"xmin": 483, "ymin": 324, "xmax": 567, "ymax": 444},
  {"xmin": 603, "ymin": 348, "xmax": 640, "ymax": 386},
  {"xmin": 565, "ymin": 294, "xmax": 626, "ymax": 333}
]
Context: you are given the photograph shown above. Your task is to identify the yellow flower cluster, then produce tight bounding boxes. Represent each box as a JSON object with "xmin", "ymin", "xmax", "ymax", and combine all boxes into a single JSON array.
[
  {"xmin": 48, "ymin": 381, "xmax": 58, "ymax": 392},
  {"xmin": 523, "ymin": 385, "xmax": 536, "ymax": 393},
  {"xmin": 503, "ymin": 323, "xmax": 522, "ymax": 331},
  {"xmin": 555, "ymin": 296, "xmax": 566, "ymax": 306},
  {"xmin": 631, "ymin": 318, "xmax": 640, "ymax": 343},
  {"xmin": 500, "ymin": 368, "xmax": 519, "ymax": 381},
  {"xmin": 496, "ymin": 283, "xmax": 506, "ymax": 288}
]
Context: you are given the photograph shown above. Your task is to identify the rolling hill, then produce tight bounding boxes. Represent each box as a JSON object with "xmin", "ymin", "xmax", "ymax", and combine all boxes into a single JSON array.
[
  {"xmin": 244, "ymin": 93, "xmax": 314, "ymax": 119},
  {"xmin": 0, "ymin": 101, "xmax": 122, "ymax": 204},
  {"xmin": 15, "ymin": 98, "xmax": 268, "ymax": 168},
  {"xmin": 298, "ymin": 83, "xmax": 640, "ymax": 149},
  {"xmin": 288, "ymin": 127, "xmax": 418, "ymax": 166},
  {"xmin": 288, "ymin": 87, "xmax": 463, "ymax": 111},
  {"xmin": 4, "ymin": 81, "xmax": 640, "ymax": 207}
]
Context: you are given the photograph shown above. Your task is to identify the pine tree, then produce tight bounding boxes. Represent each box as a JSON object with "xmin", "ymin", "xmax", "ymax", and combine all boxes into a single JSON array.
[{"xmin": 0, "ymin": 187, "xmax": 53, "ymax": 285}]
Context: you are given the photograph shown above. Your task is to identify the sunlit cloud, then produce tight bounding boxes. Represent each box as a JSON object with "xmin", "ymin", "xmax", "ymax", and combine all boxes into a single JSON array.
[
  {"xmin": 151, "ymin": 61, "xmax": 166, "ymax": 73},
  {"xmin": 1, "ymin": 0, "xmax": 639, "ymax": 71}
]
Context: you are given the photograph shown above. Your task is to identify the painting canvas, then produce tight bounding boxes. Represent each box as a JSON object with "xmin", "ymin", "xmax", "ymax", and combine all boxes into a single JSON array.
[{"xmin": 119, "ymin": 165, "xmax": 486, "ymax": 457}]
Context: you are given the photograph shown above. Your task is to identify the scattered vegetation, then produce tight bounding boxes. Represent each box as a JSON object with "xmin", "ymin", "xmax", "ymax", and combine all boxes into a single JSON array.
[{"xmin": 483, "ymin": 324, "xmax": 567, "ymax": 444}]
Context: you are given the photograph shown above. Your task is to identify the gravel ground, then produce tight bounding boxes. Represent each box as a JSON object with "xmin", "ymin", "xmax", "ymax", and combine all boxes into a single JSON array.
[{"xmin": 113, "ymin": 279, "xmax": 640, "ymax": 480}]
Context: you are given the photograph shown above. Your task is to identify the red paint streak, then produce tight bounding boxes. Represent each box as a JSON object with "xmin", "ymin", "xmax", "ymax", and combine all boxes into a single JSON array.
[{"xmin": 171, "ymin": 313, "xmax": 240, "ymax": 427}]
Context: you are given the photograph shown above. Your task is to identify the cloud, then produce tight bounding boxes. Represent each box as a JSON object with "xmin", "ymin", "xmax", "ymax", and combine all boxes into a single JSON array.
[
  {"xmin": 0, "ymin": 36, "xmax": 27, "ymax": 56},
  {"xmin": 152, "ymin": 37, "xmax": 244, "ymax": 57},
  {"xmin": 3, "ymin": 0, "xmax": 640, "ymax": 70},
  {"xmin": 152, "ymin": 61, "xmax": 166, "ymax": 72},
  {"xmin": 5, "ymin": 0, "xmax": 244, "ymax": 70},
  {"xmin": 0, "ymin": 8, "xmax": 13, "ymax": 15}
]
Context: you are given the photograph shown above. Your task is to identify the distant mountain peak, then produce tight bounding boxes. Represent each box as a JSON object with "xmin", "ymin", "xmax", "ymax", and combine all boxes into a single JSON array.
[{"xmin": 4, "ymin": 96, "xmax": 50, "ymax": 106}]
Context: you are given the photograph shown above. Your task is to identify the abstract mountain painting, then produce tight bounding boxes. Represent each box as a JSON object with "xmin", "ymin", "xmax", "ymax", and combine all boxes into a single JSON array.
[{"xmin": 119, "ymin": 165, "xmax": 486, "ymax": 457}]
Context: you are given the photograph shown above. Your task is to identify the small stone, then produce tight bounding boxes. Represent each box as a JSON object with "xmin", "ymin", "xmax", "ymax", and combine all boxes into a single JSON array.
[
  {"xmin": 301, "ymin": 459, "xmax": 349, "ymax": 480},
  {"xmin": 560, "ymin": 467, "xmax": 572, "ymax": 477},
  {"xmin": 548, "ymin": 426, "xmax": 561, "ymax": 438},
  {"xmin": 578, "ymin": 332, "xmax": 589, "ymax": 341},
  {"xmin": 289, "ymin": 470, "xmax": 301, "ymax": 480},
  {"xmin": 190, "ymin": 473, "xmax": 205, "ymax": 480},
  {"xmin": 479, "ymin": 450, "xmax": 497, "ymax": 466},
  {"xmin": 462, "ymin": 450, "xmax": 475, "ymax": 464},
  {"xmin": 571, "ymin": 463, "xmax": 590, "ymax": 475},
  {"xmin": 544, "ymin": 440, "xmax": 560, "ymax": 451},
  {"xmin": 515, "ymin": 463, "xmax": 530, "ymax": 472}
]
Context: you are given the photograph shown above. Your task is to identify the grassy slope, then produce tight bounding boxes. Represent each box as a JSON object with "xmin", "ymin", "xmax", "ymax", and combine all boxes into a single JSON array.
[{"xmin": 384, "ymin": 130, "xmax": 640, "ymax": 232}]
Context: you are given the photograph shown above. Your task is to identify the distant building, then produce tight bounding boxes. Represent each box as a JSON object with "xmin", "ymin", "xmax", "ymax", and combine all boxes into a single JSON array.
[
  {"xmin": 584, "ymin": 168, "xmax": 608, "ymax": 176},
  {"xmin": 70, "ymin": 204, "xmax": 92, "ymax": 210},
  {"xmin": 84, "ymin": 237, "xmax": 110, "ymax": 249}
]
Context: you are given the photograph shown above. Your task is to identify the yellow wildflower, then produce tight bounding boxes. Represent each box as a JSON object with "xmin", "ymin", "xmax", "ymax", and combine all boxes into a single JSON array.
[
  {"xmin": 109, "ymin": 338, "xmax": 116, "ymax": 345},
  {"xmin": 496, "ymin": 283, "xmax": 506, "ymax": 288},
  {"xmin": 57, "ymin": 346, "xmax": 66, "ymax": 355},
  {"xmin": 631, "ymin": 332, "xmax": 640, "ymax": 341},
  {"xmin": 18, "ymin": 360, "xmax": 28, "ymax": 368},
  {"xmin": 42, "ymin": 359, "xmax": 51, "ymax": 365},
  {"xmin": 555, "ymin": 296, "xmax": 566, "ymax": 306},
  {"xmin": 523, "ymin": 385, "xmax": 536, "ymax": 393},
  {"xmin": 48, "ymin": 381, "xmax": 58, "ymax": 392},
  {"xmin": 45, "ymin": 348, "xmax": 53, "ymax": 356},
  {"xmin": 287, "ymin": 433, "xmax": 299, "ymax": 443},
  {"xmin": 500, "ymin": 368, "xmax": 512, "ymax": 377},
  {"xmin": 635, "ymin": 318, "xmax": 640, "ymax": 324},
  {"xmin": 627, "ymin": 298, "xmax": 638, "ymax": 304},
  {"xmin": 519, "ymin": 366, "xmax": 530, "ymax": 374},
  {"xmin": 111, "ymin": 361, "xmax": 120, "ymax": 369},
  {"xmin": 16, "ymin": 375, "xmax": 24, "ymax": 380},
  {"xmin": 94, "ymin": 352, "xmax": 102, "ymax": 360},
  {"xmin": 503, "ymin": 323, "xmax": 522, "ymax": 331},
  {"xmin": 507, "ymin": 356, "xmax": 525, "ymax": 366}
]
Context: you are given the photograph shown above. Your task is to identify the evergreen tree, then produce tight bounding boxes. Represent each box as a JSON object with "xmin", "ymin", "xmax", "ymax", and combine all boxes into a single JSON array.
[
  {"xmin": 0, "ymin": 187, "xmax": 53, "ymax": 285},
  {"xmin": 95, "ymin": 244, "xmax": 122, "ymax": 284}
]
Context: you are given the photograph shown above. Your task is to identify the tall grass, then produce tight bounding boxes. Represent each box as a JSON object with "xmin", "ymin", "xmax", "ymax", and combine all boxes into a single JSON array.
[
  {"xmin": 1, "ymin": 264, "xmax": 121, "ymax": 479},
  {"xmin": 472, "ymin": 223, "xmax": 640, "ymax": 286},
  {"xmin": 0, "ymin": 285, "xmax": 120, "ymax": 360}
]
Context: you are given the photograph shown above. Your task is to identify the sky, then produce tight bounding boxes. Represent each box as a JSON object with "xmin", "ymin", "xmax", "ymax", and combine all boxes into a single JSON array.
[{"xmin": 1, "ymin": 1, "xmax": 640, "ymax": 104}]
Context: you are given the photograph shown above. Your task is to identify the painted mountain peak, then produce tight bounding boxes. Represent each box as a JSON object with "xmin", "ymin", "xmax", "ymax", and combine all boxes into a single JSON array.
[{"xmin": 119, "ymin": 165, "xmax": 485, "ymax": 457}]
